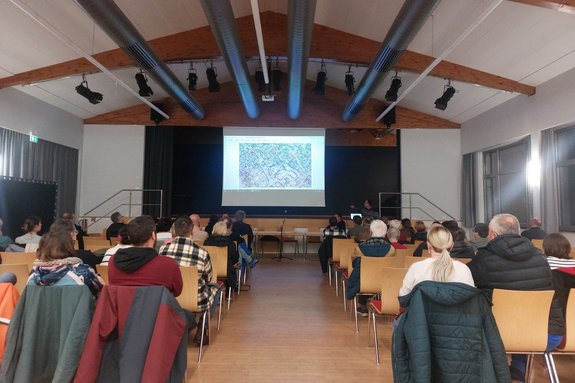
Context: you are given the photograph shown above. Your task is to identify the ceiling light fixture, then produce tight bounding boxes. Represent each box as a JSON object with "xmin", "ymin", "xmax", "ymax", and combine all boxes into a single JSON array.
[
  {"xmin": 382, "ymin": 106, "xmax": 396, "ymax": 127},
  {"xmin": 313, "ymin": 61, "xmax": 327, "ymax": 95},
  {"xmin": 135, "ymin": 70, "xmax": 153, "ymax": 97},
  {"xmin": 187, "ymin": 62, "xmax": 198, "ymax": 91},
  {"xmin": 255, "ymin": 67, "xmax": 267, "ymax": 92},
  {"xmin": 345, "ymin": 65, "xmax": 355, "ymax": 96},
  {"xmin": 435, "ymin": 80, "xmax": 456, "ymax": 111},
  {"xmin": 385, "ymin": 73, "xmax": 402, "ymax": 102},
  {"xmin": 206, "ymin": 63, "xmax": 220, "ymax": 92},
  {"xmin": 75, "ymin": 74, "xmax": 103, "ymax": 104}
]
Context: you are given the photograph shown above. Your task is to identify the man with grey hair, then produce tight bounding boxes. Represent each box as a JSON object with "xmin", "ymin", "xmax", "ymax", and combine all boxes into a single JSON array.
[
  {"xmin": 232, "ymin": 210, "xmax": 254, "ymax": 251},
  {"xmin": 467, "ymin": 213, "xmax": 556, "ymax": 382},
  {"xmin": 346, "ymin": 219, "xmax": 393, "ymax": 316}
]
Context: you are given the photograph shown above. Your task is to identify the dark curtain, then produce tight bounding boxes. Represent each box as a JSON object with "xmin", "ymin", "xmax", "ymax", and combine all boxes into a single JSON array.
[
  {"xmin": 143, "ymin": 125, "xmax": 173, "ymax": 217},
  {"xmin": 461, "ymin": 152, "xmax": 477, "ymax": 227},
  {"xmin": 541, "ymin": 129, "xmax": 559, "ymax": 233},
  {"xmin": 0, "ymin": 127, "xmax": 78, "ymax": 217}
]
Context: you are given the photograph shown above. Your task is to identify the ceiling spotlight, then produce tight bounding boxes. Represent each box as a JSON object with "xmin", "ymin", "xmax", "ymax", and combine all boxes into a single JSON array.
[
  {"xmin": 187, "ymin": 63, "xmax": 198, "ymax": 91},
  {"xmin": 345, "ymin": 65, "xmax": 355, "ymax": 96},
  {"xmin": 135, "ymin": 70, "xmax": 153, "ymax": 97},
  {"xmin": 313, "ymin": 62, "xmax": 328, "ymax": 95},
  {"xmin": 206, "ymin": 65, "xmax": 220, "ymax": 92},
  {"xmin": 255, "ymin": 69, "xmax": 267, "ymax": 92},
  {"xmin": 435, "ymin": 80, "xmax": 456, "ymax": 111},
  {"xmin": 382, "ymin": 106, "xmax": 396, "ymax": 128},
  {"xmin": 385, "ymin": 75, "xmax": 402, "ymax": 102},
  {"xmin": 75, "ymin": 74, "xmax": 103, "ymax": 104}
]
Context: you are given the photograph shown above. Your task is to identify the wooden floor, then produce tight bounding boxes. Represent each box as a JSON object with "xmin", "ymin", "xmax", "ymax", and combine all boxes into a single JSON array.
[{"xmin": 186, "ymin": 256, "xmax": 575, "ymax": 383}]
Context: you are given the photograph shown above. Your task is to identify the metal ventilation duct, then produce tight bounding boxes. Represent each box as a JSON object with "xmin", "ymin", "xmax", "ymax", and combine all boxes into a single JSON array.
[
  {"xmin": 74, "ymin": 0, "xmax": 205, "ymax": 120},
  {"xmin": 201, "ymin": 0, "xmax": 259, "ymax": 119},
  {"xmin": 287, "ymin": 0, "xmax": 317, "ymax": 120},
  {"xmin": 341, "ymin": 0, "xmax": 440, "ymax": 122}
]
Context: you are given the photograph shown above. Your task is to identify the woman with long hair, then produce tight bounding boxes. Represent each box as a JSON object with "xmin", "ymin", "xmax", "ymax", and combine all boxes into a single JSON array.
[
  {"xmin": 399, "ymin": 225, "xmax": 474, "ymax": 296},
  {"xmin": 29, "ymin": 219, "xmax": 103, "ymax": 295},
  {"xmin": 15, "ymin": 215, "xmax": 42, "ymax": 245}
]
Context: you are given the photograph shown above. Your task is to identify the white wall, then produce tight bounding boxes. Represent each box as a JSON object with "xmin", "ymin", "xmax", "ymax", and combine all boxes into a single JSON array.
[
  {"xmin": 79, "ymin": 124, "xmax": 145, "ymax": 233},
  {"xmin": 0, "ymin": 88, "xmax": 83, "ymax": 149},
  {"xmin": 401, "ymin": 129, "xmax": 461, "ymax": 222},
  {"xmin": 461, "ymin": 65, "xmax": 575, "ymax": 243}
]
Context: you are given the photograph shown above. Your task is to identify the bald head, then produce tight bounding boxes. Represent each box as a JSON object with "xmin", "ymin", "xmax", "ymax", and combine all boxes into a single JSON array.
[
  {"xmin": 489, "ymin": 213, "xmax": 520, "ymax": 238},
  {"xmin": 529, "ymin": 218, "xmax": 542, "ymax": 228}
]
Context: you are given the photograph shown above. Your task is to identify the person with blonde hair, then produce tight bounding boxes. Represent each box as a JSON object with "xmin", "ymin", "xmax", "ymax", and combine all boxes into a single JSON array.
[{"xmin": 399, "ymin": 226, "xmax": 474, "ymax": 296}]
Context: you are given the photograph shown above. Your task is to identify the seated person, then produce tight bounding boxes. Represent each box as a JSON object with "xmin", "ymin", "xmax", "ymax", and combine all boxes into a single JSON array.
[
  {"xmin": 413, "ymin": 221, "xmax": 454, "ymax": 257},
  {"xmin": 399, "ymin": 226, "xmax": 475, "ymax": 297},
  {"xmin": 350, "ymin": 199, "xmax": 379, "ymax": 219},
  {"xmin": 521, "ymin": 217, "xmax": 546, "ymax": 240},
  {"xmin": 15, "ymin": 216, "xmax": 42, "ymax": 246},
  {"xmin": 388, "ymin": 227, "xmax": 407, "ymax": 249},
  {"xmin": 224, "ymin": 217, "xmax": 258, "ymax": 269},
  {"xmin": 204, "ymin": 221, "xmax": 239, "ymax": 290},
  {"xmin": 346, "ymin": 220, "xmax": 393, "ymax": 316},
  {"xmin": 334, "ymin": 213, "xmax": 346, "ymax": 231},
  {"xmin": 105, "ymin": 212, "xmax": 125, "ymax": 240},
  {"xmin": 355, "ymin": 216, "xmax": 374, "ymax": 243},
  {"xmin": 155, "ymin": 217, "xmax": 174, "ymax": 242},
  {"xmin": 0, "ymin": 218, "xmax": 13, "ymax": 251},
  {"xmin": 346, "ymin": 215, "xmax": 363, "ymax": 239},
  {"xmin": 62, "ymin": 212, "xmax": 86, "ymax": 250},
  {"xmin": 29, "ymin": 223, "xmax": 103, "ymax": 296},
  {"xmin": 323, "ymin": 216, "xmax": 347, "ymax": 238},
  {"xmin": 204, "ymin": 214, "xmax": 220, "ymax": 237},
  {"xmin": 449, "ymin": 227, "xmax": 475, "ymax": 258},
  {"xmin": 49, "ymin": 219, "xmax": 102, "ymax": 269},
  {"xmin": 157, "ymin": 216, "xmax": 217, "ymax": 342},
  {"xmin": 399, "ymin": 218, "xmax": 415, "ymax": 244},
  {"xmin": 101, "ymin": 226, "xmax": 132, "ymax": 265},
  {"xmin": 412, "ymin": 220, "xmax": 427, "ymax": 242},
  {"xmin": 544, "ymin": 233, "xmax": 575, "ymax": 351},
  {"xmin": 469, "ymin": 223, "xmax": 489, "ymax": 252},
  {"xmin": 190, "ymin": 214, "xmax": 209, "ymax": 243},
  {"xmin": 232, "ymin": 210, "xmax": 254, "ymax": 251}
]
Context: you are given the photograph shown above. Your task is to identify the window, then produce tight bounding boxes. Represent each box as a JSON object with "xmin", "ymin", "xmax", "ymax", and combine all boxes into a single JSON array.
[
  {"xmin": 556, "ymin": 127, "xmax": 575, "ymax": 231},
  {"xmin": 483, "ymin": 138, "xmax": 531, "ymax": 226}
]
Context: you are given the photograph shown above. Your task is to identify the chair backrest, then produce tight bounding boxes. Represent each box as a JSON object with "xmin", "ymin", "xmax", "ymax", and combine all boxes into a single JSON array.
[
  {"xmin": 403, "ymin": 256, "xmax": 425, "ymax": 269},
  {"xmin": 202, "ymin": 246, "xmax": 228, "ymax": 279},
  {"xmin": 83, "ymin": 236, "xmax": 111, "ymax": 245},
  {"xmin": 193, "ymin": 239, "xmax": 204, "ymax": 246},
  {"xmin": 1, "ymin": 252, "xmax": 37, "ymax": 271},
  {"xmin": 339, "ymin": 247, "xmax": 355, "ymax": 272},
  {"xmin": 332, "ymin": 238, "xmax": 356, "ymax": 263},
  {"xmin": 97, "ymin": 265, "xmax": 109, "ymax": 285},
  {"xmin": 83, "ymin": 241, "xmax": 112, "ymax": 252},
  {"xmin": 177, "ymin": 266, "xmax": 199, "ymax": 312},
  {"xmin": 561, "ymin": 289, "xmax": 575, "ymax": 351},
  {"xmin": 531, "ymin": 239, "xmax": 544, "ymax": 251},
  {"xmin": 393, "ymin": 248, "xmax": 413, "ymax": 258},
  {"xmin": 379, "ymin": 267, "xmax": 408, "ymax": 315},
  {"xmin": 0, "ymin": 264, "xmax": 30, "ymax": 294},
  {"xmin": 457, "ymin": 258, "xmax": 473, "ymax": 264},
  {"xmin": 360, "ymin": 256, "xmax": 404, "ymax": 294},
  {"xmin": 491, "ymin": 289, "xmax": 554, "ymax": 352}
]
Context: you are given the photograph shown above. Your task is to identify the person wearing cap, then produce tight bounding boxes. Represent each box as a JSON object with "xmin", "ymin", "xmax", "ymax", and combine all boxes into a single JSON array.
[
  {"xmin": 106, "ymin": 212, "xmax": 125, "ymax": 240},
  {"xmin": 469, "ymin": 223, "xmax": 489, "ymax": 253}
]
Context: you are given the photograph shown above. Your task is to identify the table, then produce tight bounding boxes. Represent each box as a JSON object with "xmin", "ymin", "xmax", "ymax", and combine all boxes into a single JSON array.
[{"xmin": 253, "ymin": 230, "xmax": 323, "ymax": 258}]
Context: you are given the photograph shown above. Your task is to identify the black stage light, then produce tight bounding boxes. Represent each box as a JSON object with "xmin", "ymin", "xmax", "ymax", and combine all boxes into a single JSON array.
[
  {"xmin": 206, "ymin": 67, "xmax": 220, "ymax": 92},
  {"xmin": 313, "ymin": 70, "xmax": 327, "ymax": 95},
  {"xmin": 382, "ymin": 106, "xmax": 396, "ymax": 127},
  {"xmin": 385, "ymin": 77, "xmax": 402, "ymax": 102},
  {"xmin": 255, "ymin": 70, "xmax": 266, "ymax": 92},
  {"xmin": 187, "ymin": 71, "xmax": 198, "ymax": 91},
  {"xmin": 75, "ymin": 78, "xmax": 103, "ymax": 104},
  {"xmin": 345, "ymin": 68, "xmax": 355, "ymax": 96},
  {"xmin": 272, "ymin": 68, "xmax": 282, "ymax": 91},
  {"xmin": 435, "ymin": 85, "xmax": 456, "ymax": 111},
  {"xmin": 135, "ymin": 71, "xmax": 153, "ymax": 97}
]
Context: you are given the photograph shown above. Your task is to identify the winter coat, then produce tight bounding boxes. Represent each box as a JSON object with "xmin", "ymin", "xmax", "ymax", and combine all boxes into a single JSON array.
[{"xmin": 392, "ymin": 281, "xmax": 511, "ymax": 383}]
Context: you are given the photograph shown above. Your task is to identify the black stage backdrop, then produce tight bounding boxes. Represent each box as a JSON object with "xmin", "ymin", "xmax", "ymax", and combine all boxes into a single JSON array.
[{"xmin": 146, "ymin": 127, "xmax": 400, "ymax": 217}]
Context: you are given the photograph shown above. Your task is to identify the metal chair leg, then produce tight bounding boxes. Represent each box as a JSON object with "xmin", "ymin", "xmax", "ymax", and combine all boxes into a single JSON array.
[
  {"xmin": 354, "ymin": 296, "xmax": 359, "ymax": 333},
  {"xmin": 227, "ymin": 286, "xmax": 232, "ymax": 310},
  {"xmin": 237, "ymin": 269, "xmax": 242, "ymax": 296},
  {"xmin": 342, "ymin": 279, "xmax": 347, "ymax": 311},
  {"xmin": 197, "ymin": 311, "xmax": 208, "ymax": 363},
  {"xmin": 545, "ymin": 353, "xmax": 560, "ymax": 383},
  {"xmin": 335, "ymin": 269, "xmax": 339, "ymax": 297},
  {"xmin": 217, "ymin": 289, "xmax": 223, "ymax": 330},
  {"xmin": 328, "ymin": 263, "xmax": 332, "ymax": 286},
  {"xmin": 367, "ymin": 306, "xmax": 371, "ymax": 345},
  {"xmin": 372, "ymin": 311, "xmax": 380, "ymax": 365}
]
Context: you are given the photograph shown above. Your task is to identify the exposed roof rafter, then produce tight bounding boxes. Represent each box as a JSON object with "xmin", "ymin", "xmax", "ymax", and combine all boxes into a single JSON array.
[{"xmin": 508, "ymin": 0, "xmax": 575, "ymax": 14}]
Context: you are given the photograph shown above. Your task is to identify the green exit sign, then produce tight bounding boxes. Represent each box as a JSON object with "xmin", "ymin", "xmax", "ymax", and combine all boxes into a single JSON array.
[{"xmin": 29, "ymin": 134, "xmax": 38, "ymax": 143}]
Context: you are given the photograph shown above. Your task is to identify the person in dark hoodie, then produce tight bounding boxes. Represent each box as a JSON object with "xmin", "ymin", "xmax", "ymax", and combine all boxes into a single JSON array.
[
  {"xmin": 108, "ymin": 215, "xmax": 182, "ymax": 297},
  {"xmin": 467, "ymin": 213, "xmax": 557, "ymax": 383},
  {"xmin": 449, "ymin": 227, "xmax": 475, "ymax": 258}
]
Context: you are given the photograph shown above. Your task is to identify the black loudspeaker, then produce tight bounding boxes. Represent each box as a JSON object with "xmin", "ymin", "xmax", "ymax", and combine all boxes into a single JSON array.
[
  {"xmin": 150, "ymin": 103, "xmax": 166, "ymax": 123},
  {"xmin": 382, "ymin": 106, "xmax": 396, "ymax": 127}
]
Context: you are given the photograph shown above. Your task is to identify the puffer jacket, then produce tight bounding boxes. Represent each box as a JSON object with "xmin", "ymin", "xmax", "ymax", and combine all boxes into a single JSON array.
[
  {"xmin": 392, "ymin": 281, "xmax": 511, "ymax": 383},
  {"xmin": 467, "ymin": 234, "xmax": 561, "ymax": 335}
]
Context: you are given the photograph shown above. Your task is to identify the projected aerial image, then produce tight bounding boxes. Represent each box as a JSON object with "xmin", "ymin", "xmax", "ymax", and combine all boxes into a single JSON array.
[{"xmin": 239, "ymin": 143, "xmax": 312, "ymax": 188}]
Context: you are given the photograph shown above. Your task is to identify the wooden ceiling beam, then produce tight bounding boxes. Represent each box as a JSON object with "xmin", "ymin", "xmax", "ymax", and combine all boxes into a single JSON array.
[
  {"xmin": 508, "ymin": 0, "xmax": 575, "ymax": 14},
  {"xmin": 84, "ymin": 79, "xmax": 459, "ymax": 130},
  {"xmin": 0, "ymin": 12, "xmax": 534, "ymax": 96}
]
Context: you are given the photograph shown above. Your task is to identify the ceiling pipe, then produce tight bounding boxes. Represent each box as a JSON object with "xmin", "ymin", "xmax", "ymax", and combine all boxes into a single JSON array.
[
  {"xmin": 74, "ymin": 0, "xmax": 205, "ymax": 120},
  {"xmin": 201, "ymin": 0, "xmax": 260, "ymax": 119},
  {"xmin": 341, "ymin": 0, "xmax": 440, "ymax": 122},
  {"xmin": 287, "ymin": 0, "xmax": 317, "ymax": 120},
  {"xmin": 250, "ymin": 0, "xmax": 269, "ymax": 85}
]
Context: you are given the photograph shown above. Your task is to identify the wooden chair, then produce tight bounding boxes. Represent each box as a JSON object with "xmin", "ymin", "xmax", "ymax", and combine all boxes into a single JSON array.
[
  {"xmin": 97, "ymin": 264, "xmax": 109, "ymax": 284},
  {"xmin": 353, "ymin": 256, "xmax": 404, "ymax": 332},
  {"xmin": 456, "ymin": 258, "xmax": 473, "ymax": 264},
  {"xmin": 547, "ymin": 289, "xmax": 575, "ymax": 381},
  {"xmin": 83, "ymin": 241, "xmax": 112, "ymax": 252},
  {"xmin": 340, "ymin": 247, "xmax": 356, "ymax": 312},
  {"xmin": 367, "ymin": 267, "xmax": 407, "ymax": 365},
  {"xmin": 83, "ymin": 236, "xmax": 112, "ymax": 246},
  {"xmin": 1, "ymin": 252, "xmax": 37, "ymax": 271},
  {"xmin": 202, "ymin": 246, "xmax": 233, "ymax": 310},
  {"xmin": 0, "ymin": 264, "xmax": 30, "ymax": 294},
  {"xmin": 531, "ymin": 239, "xmax": 544, "ymax": 251},
  {"xmin": 330, "ymin": 238, "xmax": 357, "ymax": 297},
  {"xmin": 491, "ymin": 289, "xmax": 555, "ymax": 383}
]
